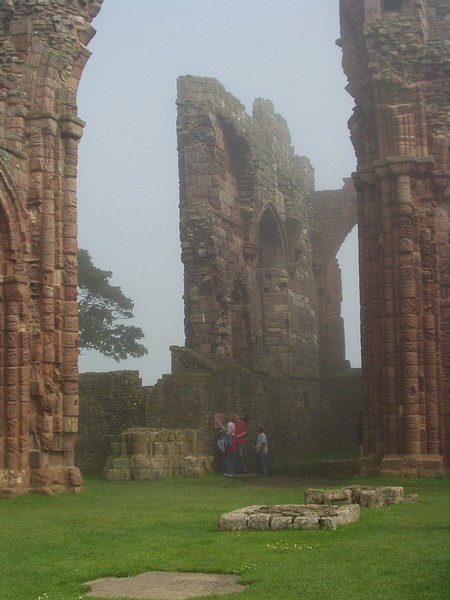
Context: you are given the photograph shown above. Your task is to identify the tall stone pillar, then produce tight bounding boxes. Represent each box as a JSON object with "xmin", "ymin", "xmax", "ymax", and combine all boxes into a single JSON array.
[
  {"xmin": 340, "ymin": 0, "xmax": 449, "ymax": 475},
  {"xmin": 0, "ymin": 0, "xmax": 103, "ymax": 497}
]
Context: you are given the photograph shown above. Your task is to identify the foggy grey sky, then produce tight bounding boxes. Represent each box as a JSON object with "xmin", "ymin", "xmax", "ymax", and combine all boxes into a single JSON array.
[{"xmin": 77, "ymin": 0, "xmax": 360, "ymax": 386}]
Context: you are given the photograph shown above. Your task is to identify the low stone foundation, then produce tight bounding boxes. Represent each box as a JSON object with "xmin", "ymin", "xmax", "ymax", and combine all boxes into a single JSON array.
[
  {"xmin": 218, "ymin": 485, "xmax": 410, "ymax": 532},
  {"xmin": 103, "ymin": 428, "xmax": 214, "ymax": 481},
  {"xmin": 380, "ymin": 455, "xmax": 445, "ymax": 478},
  {"xmin": 0, "ymin": 466, "xmax": 84, "ymax": 499},
  {"xmin": 218, "ymin": 503, "xmax": 360, "ymax": 531},
  {"xmin": 305, "ymin": 486, "xmax": 404, "ymax": 508}
]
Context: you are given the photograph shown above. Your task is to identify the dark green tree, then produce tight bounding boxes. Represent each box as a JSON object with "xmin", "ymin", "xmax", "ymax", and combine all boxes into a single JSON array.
[{"xmin": 77, "ymin": 248, "xmax": 148, "ymax": 361}]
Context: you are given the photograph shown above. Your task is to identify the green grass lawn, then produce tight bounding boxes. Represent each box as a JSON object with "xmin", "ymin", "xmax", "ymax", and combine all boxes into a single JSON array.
[{"xmin": 1, "ymin": 474, "xmax": 449, "ymax": 600}]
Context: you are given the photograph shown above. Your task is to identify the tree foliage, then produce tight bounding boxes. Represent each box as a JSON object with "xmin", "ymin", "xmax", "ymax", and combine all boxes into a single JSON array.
[{"xmin": 77, "ymin": 248, "xmax": 148, "ymax": 361}]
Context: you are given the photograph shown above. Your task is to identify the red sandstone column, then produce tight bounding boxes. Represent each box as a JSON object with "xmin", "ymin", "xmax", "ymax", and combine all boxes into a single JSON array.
[
  {"xmin": 341, "ymin": 0, "xmax": 448, "ymax": 476},
  {"xmin": 378, "ymin": 172, "xmax": 399, "ymax": 455},
  {"xmin": 395, "ymin": 171, "xmax": 421, "ymax": 455}
]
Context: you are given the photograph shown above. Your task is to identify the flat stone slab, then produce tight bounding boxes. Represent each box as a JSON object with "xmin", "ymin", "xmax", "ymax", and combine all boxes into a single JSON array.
[
  {"xmin": 219, "ymin": 503, "xmax": 360, "ymax": 531},
  {"xmin": 84, "ymin": 571, "xmax": 245, "ymax": 599}
]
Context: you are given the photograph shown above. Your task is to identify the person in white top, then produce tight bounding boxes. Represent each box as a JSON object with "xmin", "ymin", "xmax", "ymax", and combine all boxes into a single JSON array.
[{"xmin": 255, "ymin": 426, "xmax": 268, "ymax": 476}]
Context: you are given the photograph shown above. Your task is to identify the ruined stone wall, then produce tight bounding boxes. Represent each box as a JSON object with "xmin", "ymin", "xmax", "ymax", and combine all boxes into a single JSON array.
[
  {"xmin": 177, "ymin": 76, "xmax": 356, "ymax": 379},
  {"xmin": 146, "ymin": 347, "xmax": 363, "ymax": 474},
  {"xmin": 77, "ymin": 371, "xmax": 147, "ymax": 474},
  {"xmin": 178, "ymin": 76, "xmax": 318, "ymax": 376},
  {"xmin": 75, "ymin": 359, "xmax": 363, "ymax": 476},
  {"xmin": 147, "ymin": 347, "xmax": 323, "ymax": 467},
  {"xmin": 0, "ymin": 0, "xmax": 102, "ymax": 497},
  {"xmin": 340, "ymin": 0, "xmax": 450, "ymax": 475},
  {"xmin": 103, "ymin": 428, "xmax": 213, "ymax": 481},
  {"xmin": 135, "ymin": 346, "xmax": 362, "ymax": 476},
  {"xmin": 146, "ymin": 75, "xmax": 361, "ymax": 473}
]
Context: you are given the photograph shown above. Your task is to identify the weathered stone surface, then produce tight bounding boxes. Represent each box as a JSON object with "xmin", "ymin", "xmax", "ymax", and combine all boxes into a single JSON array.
[
  {"xmin": 177, "ymin": 76, "xmax": 356, "ymax": 379},
  {"xmin": 0, "ymin": 0, "xmax": 102, "ymax": 497},
  {"xmin": 77, "ymin": 359, "xmax": 363, "ymax": 477},
  {"xmin": 84, "ymin": 571, "xmax": 245, "ymax": 600},
  {"xmin": 219, "ymin": 503, "xmax": 360, "ymax": 532},
  {"xmin": 351, "ymin": 486, "xmax": 404, "ymax": 508},
  {"xmin": 3, "ymin": 0, "xmax": 445, "ymax": 500},
  {"xmin": 340, "ymin": 0, "xmax": 449, "ymax": 474},
  {"xmin": 103, "ymin": 428, "xmax": 213, "ymax": 481},
  {"xmin": 305, "ymin": 486, "xmax": 405, "ymax": 508},
  {"xmin": 305, "ymin": 487, "xmax": 352, "ymax": 505},
  {"xmin": 126, "ymin": 77, "xmax": 360, "ymax": 473}
]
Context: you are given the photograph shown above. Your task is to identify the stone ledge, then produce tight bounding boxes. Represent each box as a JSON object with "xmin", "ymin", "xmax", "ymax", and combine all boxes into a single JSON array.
[
  {"xmin": 305, "ymin": 485, "xmax": 405, "ymax": 508},
  {"xmin": 218, "ymin": 503, "xmax": 360, "ymax": 532}
]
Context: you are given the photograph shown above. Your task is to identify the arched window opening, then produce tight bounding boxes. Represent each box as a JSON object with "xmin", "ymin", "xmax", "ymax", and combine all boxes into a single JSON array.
[
  {"xmin": 258, "ymin": 207, "xmax": 289, "ymax": 368},
  {"xmin": 259, "ymin": 207, "xmax": 285, "ymax": 269}
]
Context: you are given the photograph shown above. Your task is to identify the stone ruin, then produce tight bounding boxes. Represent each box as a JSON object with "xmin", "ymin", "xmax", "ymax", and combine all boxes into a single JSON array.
[
  {"xmin": 146, "ymin": 0, "xmax": 449, "ymax": 477},
  {"xmin": 304, "ymin": 485, "xmax": 404, "ymax": 508},
  {"xmin": 177, "ymin": 77, "xmax": 356, "ymax": 379},
  {"xmin": 219, "ymin": 503, "xmax": 361, "ymax": 532},
  {"xmin": 103, "ymin": 428, "xmax": 213, "ymax": 481},
  {"xmin": 218, "ymin": 485, "xmax": 406, "ymax": 531},
  {"xmin": 135, "ymin": 76, "xmax": 360, "ymax": 472},
  {"xmin": 340, "ymin": 0, "xmax": 449, "ymax": 476},
  {"xmin": 0, "ymin": 0, "xmax": 449, "ymax": 497},
  {"xmin": 0, "ymin": 0, "xmax": 102, "ymax": 498}
]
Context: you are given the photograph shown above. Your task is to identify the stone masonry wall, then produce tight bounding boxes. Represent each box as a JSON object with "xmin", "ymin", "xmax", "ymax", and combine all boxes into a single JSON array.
[
  {"xmin": 77, "ymin": 371, "xmax": 147, "ymax": 474},
  {"xmin": 76, "ymin": 357, "xmax": 363, "ymax": 476},
  {"xmin": 177, "ymin": 76, "xmax": 356, "ymax": 380},
  {"xmin": 0, "ymin": 0, "xmax": 103, "ymax": 497},
  {"xmin": 103, "ymin": 428, "xmax": 213, "ymax": 481},
  {"xmin": 340, "ymin": 0, "xmax": 449, "ymax": 475}
]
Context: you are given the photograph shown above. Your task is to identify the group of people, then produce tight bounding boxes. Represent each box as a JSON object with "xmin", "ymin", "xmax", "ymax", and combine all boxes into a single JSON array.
[{"xmin": 217, "ymin": 413, "xmax": 268, "ymax": 477}]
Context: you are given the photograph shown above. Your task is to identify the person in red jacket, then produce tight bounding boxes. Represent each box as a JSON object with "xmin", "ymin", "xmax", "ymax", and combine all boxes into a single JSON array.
[{"xmin": 234, "ymin": 413, "xmax": 247, "ymax": 474}]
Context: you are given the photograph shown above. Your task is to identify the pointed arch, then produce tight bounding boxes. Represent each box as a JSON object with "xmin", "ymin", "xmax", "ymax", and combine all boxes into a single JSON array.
[
  {"xmin": 257, "ymin": 204, "xmax": 290, "ymax": 370},
  {"xmin": 258, "ymin": 204, "xmax": 287, "ymax": 269}
]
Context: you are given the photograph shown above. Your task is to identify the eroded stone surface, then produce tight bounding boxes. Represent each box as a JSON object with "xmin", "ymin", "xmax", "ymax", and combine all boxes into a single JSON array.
[
  {"xmin": 177, "ymin": 76, "xmax": 356, "ymax": 379},
  {"xmin": 103, "ymin": 428, "xmax": 213, "ymax": 481},
  {"xmin": 305, "ymin": 486, "xmax": 405, "ymax": 508},
  {"xmin": 0, "ymin": 0, "xmax": 102, "ymax": 497},
  {"xmin": 340, "ymin": 0, "xmax": 450, "ymax": 474},
  {"xmin": 219, "ymin": 503, "xmax": 360, "ymax": 532}
]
